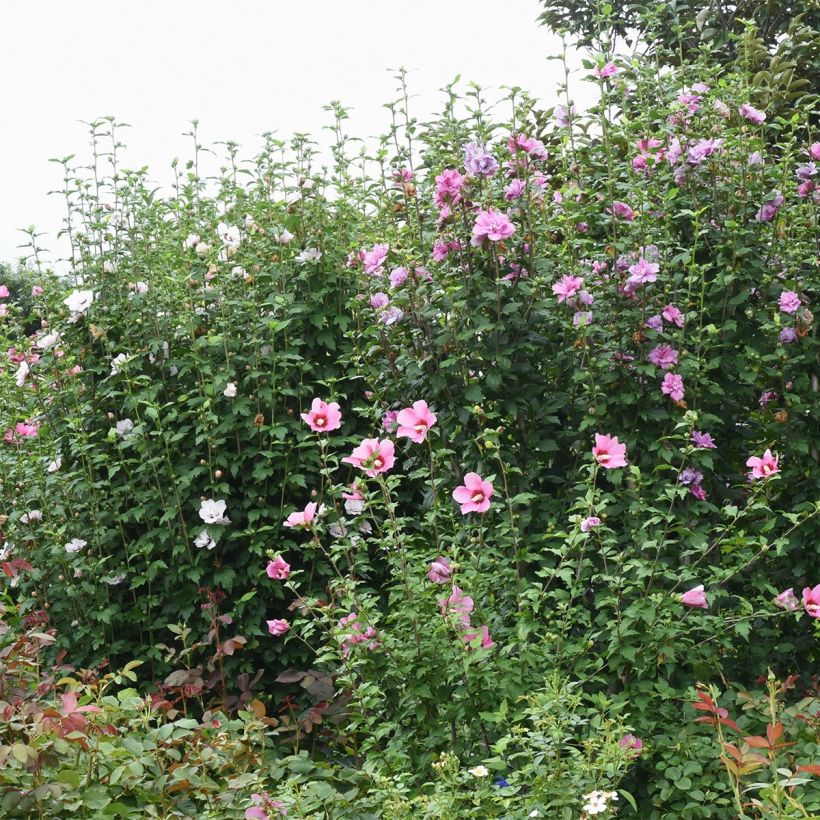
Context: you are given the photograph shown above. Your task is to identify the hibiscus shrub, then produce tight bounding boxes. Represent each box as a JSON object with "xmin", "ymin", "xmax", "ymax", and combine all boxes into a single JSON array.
[{"xmin": 1, "ymin": 26, "xmax": 820, "ymax": 819}]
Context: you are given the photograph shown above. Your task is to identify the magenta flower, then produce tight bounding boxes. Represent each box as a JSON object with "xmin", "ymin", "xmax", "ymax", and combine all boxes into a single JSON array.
[
  {"xmin": 681, "ymin": 584, "xmax": 708, "ymax": 609},
  {"xmin": 464, "ymin": 142, "xmax": 499, "ymax": 177},
  {"xmin": 428, "ymin": 557, "xmax": 453, "ymax": 584},
  {"xmin": 619, "ymin": 734, "xmax": 643, "ymax": 755},
  {"xmin": 363, "ymin": 243, "xmax": 389, "ymax": 276},
  {"xmin": 592, "ymin": 434, "xmax": 628, "ymax": 469},
  {"xmin": 439, "ymin": 585, "xmax": 474, "ymax": 627},
  {"xmin": 0, "ymin": 285, "xmax": 8, "ymax": 298},
  {"xmin": 648, "ymin": 345, "xmax": 679, "ymax": 370},
  {"xmin": 687, "ymin": 138, "xmax": 724, "ymax": 166},
  {"xmin": 552, "ymin": 275, "xmax": 584, "ymax": 304},
  {"xmin": 471, "ymin": 208, "xmax": 515, "ymax": 246},
  {"xmin": 462, "ymin": 624, "xmax": 494, "ymax": 649},
  {"xmin": 504, "ymin": 179, "xmax": 526, "ymax": 200},
  {"xmin": 301, "ymin": 398, "xmax": 342, "ymax": 433},
  {"xmin": 580, "ymin": 516, "xmax": 601, "ymax": 532},
  {"xmin": 802, "ymin": 585, "xmax": 820, "ymax": 618},
  {"xmin": 283, "ymin": 501, "xmax": 318, "ymax": 529},
  {"xmin": 370, "ymin": 292, "xmax": 390, "ymax": 309},
  {"xmin": 389, "ymin": 267, "xmax": 408, "ymax": 288},
  {"xmin": 32, "ymin": 285, "xmax": 44, "ymax": 296},
  {"xmin": 15, "ymin": 422, "xmax": 38, "ymax": 437},
  {"xmin": 692, "ymin": 430, "xmax": 717, "ymax": 449},
  {"xmin": 739, "ymin": 103, "xmax": 766, "ymax": 125},
  {"xmin": 452, "ymin": 472, "xmax": 494, "ymax": 514},
  {"xmin": 596, "ymin": 61, "xmax": 619, "ymax": 78},
  {"xmin": 779, "ymin": 291, "xmax": 801, "ymax": 314},
  {"xmin": 267, "ymin": 619, "xmax": 290, "ymax": 636},
  {"xmin": 396, "ymin": 400, "xmax": 437, "ymax": 444},
  {"xmin": 774, "ymin": 588, "xmax": 800, "ymax": 610},
  {"xmin": 662, "ymin": 304, "xmax": 685, "ymax": 327},
  {"xmin": 756, "ymin": 191, "xmax": 784, "ymax": 222},
  {"xmin": 434, "ymin": 168, "xmax": 464, "ymax": 208},
  {"xmin": 661, "ymin": 373, "xmax": 685, "ymax": 402},
  {"xmin": 266, "ymin": 556, "xmax": 291, "ymax": 580},
  {"xmin": 627, "ymin": 257, "xmax": 659, "ymax": 286},
  {"xmin": 646, "ymin": 315, "xmax": 663, "ymax": 332},
  {"xmin": 811, "ymin": 143, "xmax": 820, "ymax": 161},
  {"xmin": 343, "ymin": 438, "xmax": 396, "ymax": 477},
  {"xmin": 610, "ymin": 201, "xmax": 635, "ymax": 221},
  {"xmin": 746, "ymin": 449, "xmax": 779, "ymax": 479}
]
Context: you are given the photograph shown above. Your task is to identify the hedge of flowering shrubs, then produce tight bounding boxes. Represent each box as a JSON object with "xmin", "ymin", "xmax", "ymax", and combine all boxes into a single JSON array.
[{"xmin": 1, "ymin": 32, "xmax": 820, "ymax": 818}]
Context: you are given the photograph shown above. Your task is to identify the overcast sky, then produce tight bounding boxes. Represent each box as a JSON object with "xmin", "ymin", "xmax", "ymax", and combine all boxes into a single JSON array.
[{"xmin": 0, "ymin": 0, "xmax": 595, "ymax": 268}]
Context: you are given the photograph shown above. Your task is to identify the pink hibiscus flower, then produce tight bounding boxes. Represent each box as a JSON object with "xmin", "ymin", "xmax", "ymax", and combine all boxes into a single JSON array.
[
  {"xmin": 452, "ymin": 472, "xmax": 494, "ymax": 514},
  {"xmin": 746, "ymin": 449, "xmax": 779, "ymax": 479},
  {"xmin": 343, "ymin": 438, "xmax": 396, "ymax": 477},
  {"xmin": 592, "ymin": 434, "xmax": 628, "ymax": 469},
  {"xmin": 396, "ymin": 400, "xmax": 437, "ymax": 443},
  {"xmin": 300, "ymin": 398, "xmax": 342, "ymax": 433}
]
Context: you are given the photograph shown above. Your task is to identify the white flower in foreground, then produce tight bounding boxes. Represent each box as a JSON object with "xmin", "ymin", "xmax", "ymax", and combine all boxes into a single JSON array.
[
  {"xmin": 64, "ymin": 289, "xmax": 95, "ymax": 322},
  {"xmin": 274, "ymin": 229, "xmax": 294, "ymax": 244},
  {"xmin": 115, "ymin": 418, "xmax": 134, "ymax": 437},
  {"xmin": 468, "ymin": 765, "xmax": 489, "ymax": 778},
  {"xmin": 194, "ymin": 530, "xmax": 217, "ymax": 550},
  {"xmin": 47, "ymin": 456, "xmax": 62, "ymax": 473},
  {"xmin": 20, "ymin": 510, "xmax": 43, "ymax": 524},
  {"xmin": 195, "ymin": 242, "xmax": 211, "ymax": 258},
  {"xmin": 65, "ymin": 538, "xmax": 87, "ymax": 554},
  {"xmin": 198, "ymin": 498, "xmax": 229, "ymax": 525},
  {"xmin": 38, "ymin": 330, "xmax": 61, "ymax": 350},
  {"xmin": 295, "ymin": 247, "xmax": 322, "ymax": 265},
  {"xmin": 106, "ymin": 573, "xmax": 126, "ymax": 585},
  {"xmin": 110, "ymin": 353, "xmax": 128, "ymax": 376},
  {"xmin": 217, "ymin": 222, "xmax": 241, "ymax": 248},
  {"xmin": 223, "ymin": 382, "xmax": 237, "ymax": 398},
  {"xmin": 184, "ymin": 232, "xmax": 200, "ymax": 249},
  {"xmin": 131, "ymin": 281, "xmax": 149, "ymax": 295},
  {"xmin": 15, "ymin": 361, "xmax": 30, "ymax": 388}
]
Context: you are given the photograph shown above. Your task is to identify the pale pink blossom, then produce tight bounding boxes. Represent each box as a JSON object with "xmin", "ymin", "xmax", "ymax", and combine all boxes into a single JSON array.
[
  {"xmin": 580, "ymin": 516, "xmax": 601, "ymax": 532},
  {"xmin": 396, "ymin": 400, "xmax": 437, "ymax": 443},
  {"xmin": 452, "ymin": 472, "xmax": 494, "ymax": 514},
  {"xmin": 471, "ymin": 208, "xmax": 515, "ymax": 246},
  {"xmin": 343, "ymin": 438, "xmax": 396, "ymax": 477},
  {"xmin": 592, "ymin": 434, "xmax": 627, "ymax": 469},
  {"xmin": 267, "ymin": 619, "xmax": 290, "ymax": 636},
  {"xmin": 283, "ymin": 502, "xmax": 318, "ymax": 529},
  {"xmin": 266, "ymin": 556, "xmax": 291, "ymax": 580},
  {"xmin": 552, "ymin": 275, "xmax": 584, "ymax": 303},
  {"xmin": 596, "ymin": 61, "xmax": 619, "ymax": 78},
  {"xmin": 680, "ymin": 584, "xmax": 708, "ymax": 609},
  {"xmin": 300, "ymin": 398, "xmax": 342, "ymax": 433},
  {"xmin": 428, "ymin": 557, "xmax": 453, "ymax": 584},
  {"xmin": 439, "ymin": 585, "xmax": 474, "ymax": 626},
  {"xmin": 662, "ymin": 304, "xmax": 685, "ymax": 327},
  {"xmin": 739, "ymin": 103, "xmax": 766, "ymax": 125},
  {"xmin": 779, "ymin": 291, "xmax": 801, "ymax": 314},
  {"xmin": 802, "ymin": 585, "xmax": 820, "ymax": 618},
  {"xmin": 774, "ymin": 588, "xmax": 800, "ymax": 610},
  {"xmin": 746, "ymin": 449, "xmax": 779, "ymax": 479},
  {"xmin": 661, "ymin": 373, "xmax": 685, "ymax": 402}
]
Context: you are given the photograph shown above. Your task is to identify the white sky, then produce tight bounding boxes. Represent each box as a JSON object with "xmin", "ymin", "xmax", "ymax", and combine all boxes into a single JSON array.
[{"xmin": 0, "ymin": 0, "xmax": 595, "ymax": 268}]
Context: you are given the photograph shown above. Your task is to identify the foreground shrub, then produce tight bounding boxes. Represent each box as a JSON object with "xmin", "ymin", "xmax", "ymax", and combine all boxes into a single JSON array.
[{"xmin": 1, "ymin": 22, "xmax": 820, "ymax": 818}]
